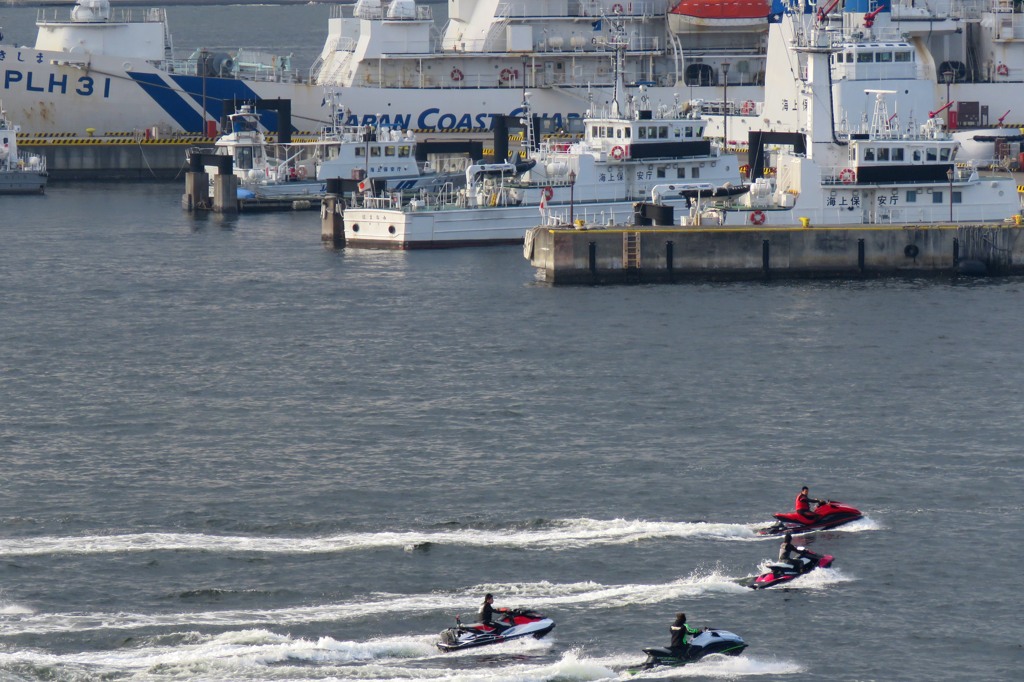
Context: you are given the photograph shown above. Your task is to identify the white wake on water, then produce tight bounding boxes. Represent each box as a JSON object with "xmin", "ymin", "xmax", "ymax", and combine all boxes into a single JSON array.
[
  {"xmin": 0, "ymin": 518, "xmax": 761, "ymax": 557},
  {"xmin": 0, "ymin": 571, "xmax": 751, "ymax": 637}
]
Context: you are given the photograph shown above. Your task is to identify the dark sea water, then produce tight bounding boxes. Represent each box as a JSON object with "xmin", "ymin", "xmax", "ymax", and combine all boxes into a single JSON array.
[{"xmin": 1, "ymin": 183, "xmax": 1022, "ymax": 681}]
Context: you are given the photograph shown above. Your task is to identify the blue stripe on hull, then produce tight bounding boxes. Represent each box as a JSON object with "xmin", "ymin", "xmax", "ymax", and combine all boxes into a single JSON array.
[
  {"xmin": 170, "ymin": 75, "xmax": 286, "ymax": 133},
  {"xmin": 127, "ymin": 72, "xmax": 204, "ymax": 131}
]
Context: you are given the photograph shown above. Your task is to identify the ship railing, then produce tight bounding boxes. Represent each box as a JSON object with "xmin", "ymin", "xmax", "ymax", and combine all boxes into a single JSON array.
[
  {"xmin": 36, "ymin": 7, "xmax": 167, "ymax": 24},
  {"xmin": 503, "ymin": 0, "xmax": 671, "ymax": 19}
]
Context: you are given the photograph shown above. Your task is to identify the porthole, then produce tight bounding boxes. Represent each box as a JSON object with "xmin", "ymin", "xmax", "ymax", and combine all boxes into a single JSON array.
[
  {"xmin": 388, "ymin": 225, "xmax": 397, "ymax": 235},
  {"xmin": 351, "ymin": 224, "xmax": 360, "ymax": 232}
]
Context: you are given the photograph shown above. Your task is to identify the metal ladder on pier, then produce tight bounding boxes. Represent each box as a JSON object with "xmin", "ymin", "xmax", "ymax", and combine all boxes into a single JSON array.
[{"xmin": 623, "ymin": 231, "xmax": 641, "ymax": 269}]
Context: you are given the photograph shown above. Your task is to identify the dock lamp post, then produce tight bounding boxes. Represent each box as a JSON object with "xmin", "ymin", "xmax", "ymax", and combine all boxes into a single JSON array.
[
  {"xmin": 569, "ymin": 170, "xmax": 577, "ymax": 226},
  {"xmin": 947, "ymin": 167, "xmax": 954, "ymax": 222},
  {"xmin": 721, "ymin": 61, "xmax": 730, "ymax": 150}
]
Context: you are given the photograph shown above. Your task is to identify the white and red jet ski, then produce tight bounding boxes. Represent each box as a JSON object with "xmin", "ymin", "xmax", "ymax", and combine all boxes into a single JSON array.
[{"xmin": 436, "ymin": 609, "xmax": 555, "ymax": 652}]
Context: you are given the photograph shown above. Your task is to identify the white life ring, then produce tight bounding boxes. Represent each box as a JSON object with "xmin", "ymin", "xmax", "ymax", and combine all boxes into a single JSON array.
[
  {"xmin": 610, "ymin": 145, "xmax": 625, "ymax": 160},
  {"xmin": 542, "ymin": 186, "xmax": 554, "ymax": 201},
  {"xmin": 451, "ymin": 67, "xmax": 464, "ymax": 82},
  {"xmin": 839, "ymin": 168, "xmax": 856, "ymax": 184},
  {"xmin": 296, "ymin": 165, "xmax": 308, "ymax": 180},
  {"xmin": 499, "ymin": 68, "xmax": 515, "ymax": 82},
  {"xmin": 612, "ymin": 3, "xmax": 624, "ymax": 13}
]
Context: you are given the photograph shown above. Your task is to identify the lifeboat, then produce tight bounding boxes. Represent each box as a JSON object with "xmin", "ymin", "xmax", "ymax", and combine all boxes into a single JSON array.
[{"xmin": 668, "ymin": 0, "xmax": 770, "ymax": 33}]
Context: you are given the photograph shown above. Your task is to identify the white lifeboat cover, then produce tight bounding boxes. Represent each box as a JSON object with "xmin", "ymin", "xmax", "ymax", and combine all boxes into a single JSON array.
[
  {"xmin": 387, "ymin": 0, "xmax": 417, "ymax": 19},
  {"xmin": 71, "ymin": 0, "xmax": 112, "ymax": 23}
]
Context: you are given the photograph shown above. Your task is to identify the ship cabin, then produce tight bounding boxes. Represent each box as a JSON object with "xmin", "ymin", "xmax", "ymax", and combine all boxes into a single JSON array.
[
  {"xmin": 216, "ymin": 106, "xmax": 271, "ymax": 172},
  {"xmin": 844, "ymin": 92, "xmax": 960, "ymax": 184},
  {"xmin": 830, "ymin": 40, "xmax": 917, "ymax": 82},
  {"xmin": 585, "ymin": 111, "xmax": 711, "ymax": 161}
]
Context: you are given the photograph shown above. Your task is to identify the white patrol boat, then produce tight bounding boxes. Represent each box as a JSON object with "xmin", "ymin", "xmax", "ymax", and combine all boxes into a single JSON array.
[
  {"xmin": 339, "ymin": 46, "xmax": 746, "ymax": 248},
  {"xmin": 670, "ymin": 2, "xmax": 1022, "ymax": 228},
  {"xmin": 0, "ymin": 103, "xmax": 46, "ymax": 194}
]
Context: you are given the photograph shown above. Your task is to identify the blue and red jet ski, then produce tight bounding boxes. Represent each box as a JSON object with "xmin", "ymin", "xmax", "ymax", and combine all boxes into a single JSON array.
[{"xmin": 757, "ymin": 500, "xmax": 863, "ymax": 536}]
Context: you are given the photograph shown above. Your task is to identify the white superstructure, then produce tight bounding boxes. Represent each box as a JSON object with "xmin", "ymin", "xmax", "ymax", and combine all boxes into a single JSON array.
[
  {"xmin": 670, "ymin": 3, "xmax": 1022, "ymax": 227},
  {"xmin": 2, "ymin": 0, "xmax": 1024, "ymax": 151}
]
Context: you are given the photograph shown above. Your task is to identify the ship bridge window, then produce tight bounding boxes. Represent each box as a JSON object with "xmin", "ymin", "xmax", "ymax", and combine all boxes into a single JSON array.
[
  {"xmin": 370, "ymin": 146, "xmax": 381, "ymax": 157},
  {"xmin": 591, "ymin": 125, "xmax": 599, "ymax": 137},
  {"xmin": 892, "ymin": 148, "xmax": 904, "ymax": 161},
  {"xmin": 659, "ymin": 126, "xmax": 668, "ymax": 139},
  {"xmin": 940, "ymin": 148, "xmax": 952, "ymax": 161},
  {"xmin": 685, "ymin": 127, "xmax": 693, "ymax": 138},
  {"xmin": 906, "ymin": 190, "xmax": 918, "ymax": 203},
  {"xmin": 877, "ymin": 52, "xmax": 893, "ymax": 63},
  {"xmin": 877, "ymin": 148, "xmax": 890, "ymax": 161},
  {"xmin": 926, "ymin": 148, "xmax": 937, "ymax": 161},
  {"xmin": 864, "ymin": 147, "xmax": 876, "ymax": 161},
  {"xmin": 356, "ymin": 147, "xmax": 365, "ymax": 157},
  {"xmin": 235, "ymin": 147, "xmax": 254, "ymax": 169},
  {"xmin": 857, "ymin": 53, "xmax": 874, "ymax": 63},
  {"xmin": 624, "ymin": 128, "xmax": 631, "ymax": 139},
  {"xmin": 638, "ymin": 127, "xmax": 647, "ymax": 140},
  {"xmin": 677, "ymin": 167, "xmax": 686, "ymax": 178},
  {"xmin": 385, "ymin": 146, "xmax": 396, "ymax": 157},
  {"xmin": 913, "ymin": 149, "xmax": 922, "ymax": 161},
  {"xmin": 399, "ymin": 145, "xmax": 411, "ymax": 157},
  {"xmin": 657, "ymin": 167, "xmax": 666, "ymax": 178},
  {"xmin": 895, "ymin": 51, "xmax": 912, "ymax": 63}
]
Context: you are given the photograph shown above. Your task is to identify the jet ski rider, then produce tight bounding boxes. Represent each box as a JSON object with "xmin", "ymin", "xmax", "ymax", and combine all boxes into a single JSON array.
[
  {"xmin": 669, "ymin": 612, "xmax": 703, "ymax": 657},
  {"xmin": 480, "ymin": 593, "xmax": 511, "ymax": 632},
  {"xmin": 795, "ymin": 485, "xmax": 824, "ymax": 521},
  {"xmin": 778, "ymin": 532, "xmax": 807, "ymax": 570}
]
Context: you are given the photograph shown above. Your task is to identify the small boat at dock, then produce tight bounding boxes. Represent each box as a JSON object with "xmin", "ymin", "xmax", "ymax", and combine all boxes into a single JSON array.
[{"xmin": 0, "ymin": 104, "xmax": 47, "ymax": 195}]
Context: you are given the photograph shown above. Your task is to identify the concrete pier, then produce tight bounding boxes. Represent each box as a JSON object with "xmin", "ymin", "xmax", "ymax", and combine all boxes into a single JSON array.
[{"xmin": 525, "ymin": 223, "xmax": 1024, "ymax": 284}]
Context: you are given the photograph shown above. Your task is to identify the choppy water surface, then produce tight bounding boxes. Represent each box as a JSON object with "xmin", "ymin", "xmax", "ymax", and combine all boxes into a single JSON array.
[{"xmin": 1, "ymin": 177, "xmax": 1022, "ymax": 681}]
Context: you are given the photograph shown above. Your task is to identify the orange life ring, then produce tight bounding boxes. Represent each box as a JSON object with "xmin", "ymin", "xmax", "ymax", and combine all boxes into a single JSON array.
[
  {"xmin": 542, "ymin": 186, "xmax": 554, "ymax": 201},
  {"xmin": 997, "ymin": 63, "xmax": 1009, "ymax": 76},
  {"xmin": 451, "ymin": 67, "xmax": 464, "ymax": 82},
  {"xmin": 839, "ymin": 168, "xmax": 856, "ymax": 184},
  {"xmin": 749, "ymin": 210, "xmax": 766, "ymax": 225},
  {"xmin": 741, "ymin": 100, "xmax": 755, "ymax": 115},
  {"xmin": 610, "ymin": 145, "xmax": 625, "ymax": 160},
  {"xmin": 499, "ymin": 68, "xmax": 515, "ymax": 82},
  {"xmin": 612, "ymin": 3, "xmax": 624, "ymax": 13}
]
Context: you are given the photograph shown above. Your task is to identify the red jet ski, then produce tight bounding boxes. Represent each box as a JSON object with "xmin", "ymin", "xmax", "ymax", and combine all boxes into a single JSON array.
[
  {"xmin": 757, "ymin": 500, "xmax": 862, "ymax": 536},
  {"xmin": 749, "ymin": 548, "xmax": 834, "ymax": 589}
]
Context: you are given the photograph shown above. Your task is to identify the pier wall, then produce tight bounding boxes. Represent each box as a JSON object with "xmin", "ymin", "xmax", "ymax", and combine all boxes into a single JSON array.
[
  {"xmin": 528, "ymin": 224, "xmax": 1024, "ymax": 284},
  {"xmin": 22, "ymin": 142, "xmax": 192, "ymax": 181}
]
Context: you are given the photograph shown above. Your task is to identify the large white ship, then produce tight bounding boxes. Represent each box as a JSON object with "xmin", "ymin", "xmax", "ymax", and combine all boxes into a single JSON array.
[{"xmin": 2, "ymin": 0, "xmax": 1024, "ymax": 140}]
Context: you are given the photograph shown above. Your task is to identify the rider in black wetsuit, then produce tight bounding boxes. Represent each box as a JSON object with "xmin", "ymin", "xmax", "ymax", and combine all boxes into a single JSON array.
[
  {"xmin": 669, "ymin": 613, "xmax": 702, "ymax": 658},
  {"xmin": 480, "ymin": 593, "xmax": 510, "ymax": 632}
]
